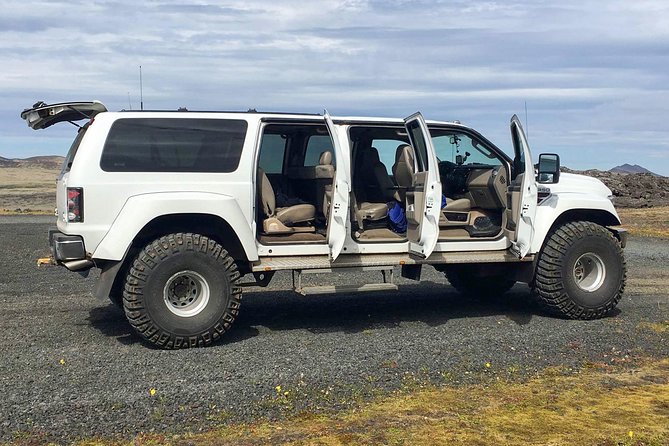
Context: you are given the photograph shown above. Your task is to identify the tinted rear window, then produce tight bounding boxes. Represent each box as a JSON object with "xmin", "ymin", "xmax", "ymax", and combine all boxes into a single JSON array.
[{"xmin": 100, "ymin": 118, "xmax": 247, "ymax": 172}]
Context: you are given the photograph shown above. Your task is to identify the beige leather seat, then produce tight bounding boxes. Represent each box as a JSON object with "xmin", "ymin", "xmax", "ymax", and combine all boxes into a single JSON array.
[
  {"xmin": 354, "ymin": 147, "xmax": 392, "ymax": 226},
  {"xmin": 392, "ymin": 144, "xmax": 415, "ymax": 203},
  {"xmin": 443, "ymin": 198, "xmax": 471, "ymax": 212},
  {"xmin": 258, "ymin": 168, "xmax": 316, "ymax": 233},
  {"xmin": 361, "ymin": 147, "xmax": 398, "ymax": 202},
  {"xmin": 315, "ymin": 151, "xmax": 335, "ymax": 217},
  {"xmin": 356, "ymin": 201, "xmax": 388, "ymax": 221}
]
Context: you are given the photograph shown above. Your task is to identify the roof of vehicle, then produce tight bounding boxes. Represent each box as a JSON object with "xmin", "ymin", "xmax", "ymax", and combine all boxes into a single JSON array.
[
  {"xmin": 20, "ymin": 100, "xmax": 473, "ymax": 133},
  {"xmin": 113, "ymin": 109, "xmax": 469, "ymax": 129}
]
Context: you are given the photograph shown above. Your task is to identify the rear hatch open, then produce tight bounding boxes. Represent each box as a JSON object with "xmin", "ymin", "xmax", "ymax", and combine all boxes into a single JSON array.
[{"xmin": 20, "ymin": 100, "xmax": 107, "ymax": 130}]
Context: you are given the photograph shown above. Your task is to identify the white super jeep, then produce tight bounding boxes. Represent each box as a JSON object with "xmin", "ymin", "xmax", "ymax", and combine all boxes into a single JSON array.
[{"xmin": 22, "ymin": 101, "xmax": 627, "ymax": 349}]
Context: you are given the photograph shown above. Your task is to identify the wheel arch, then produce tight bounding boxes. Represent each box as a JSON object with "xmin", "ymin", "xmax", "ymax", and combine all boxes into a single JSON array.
[
  {"xmin": 531, "ymin": 206, "xmax": 622, "ymax": 254},
  {"xmin": 92, "ymin": 191, "xmax": 259, "ymax": 301},
  {"xmin": 95, "ymin": 213, "xmax": 254, "ymax": 301},
  {"xmin": 131, "ymin": 213, "xmax": 249, "ymax": 263}
]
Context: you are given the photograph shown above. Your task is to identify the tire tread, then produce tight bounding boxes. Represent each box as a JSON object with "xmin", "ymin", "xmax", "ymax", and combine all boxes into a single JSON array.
[
  {"xmin": 123, "ymin": 232, "xmax": 242, "ymax": 349},
  {"xmin": 532, "ymin": 221, "xmax": 626, "ymax": 319}
]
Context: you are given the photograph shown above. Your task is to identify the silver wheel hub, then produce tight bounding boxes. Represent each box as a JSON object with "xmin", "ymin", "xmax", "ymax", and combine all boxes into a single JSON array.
[
  {"xmin": 573, "ymin": 252, "xmax": 606, "ymax": 292},
  {"xmin": 163, "ymin": 270, "xmax": 210, "ymax": 317}
]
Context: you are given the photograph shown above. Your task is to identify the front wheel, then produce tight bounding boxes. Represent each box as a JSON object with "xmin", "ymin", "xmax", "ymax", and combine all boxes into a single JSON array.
[
  {"xmin": 532, "ymin": 221, "xmax": 626, "ymax": 319},
  {"xmin": 123, "ymin": 233, "xmax": 242, "ymax": 349}
]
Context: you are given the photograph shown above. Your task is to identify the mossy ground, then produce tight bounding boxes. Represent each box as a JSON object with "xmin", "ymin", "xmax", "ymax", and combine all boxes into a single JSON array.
[{"xmin": 9, "ymin": 358, "xmax": 667, "ymax": 446}]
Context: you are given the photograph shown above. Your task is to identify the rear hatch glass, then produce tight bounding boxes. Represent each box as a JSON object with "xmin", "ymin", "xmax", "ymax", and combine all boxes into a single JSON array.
[{"xmin": 20, "ymin": 101, "xmax": 107, "ymax": 130}]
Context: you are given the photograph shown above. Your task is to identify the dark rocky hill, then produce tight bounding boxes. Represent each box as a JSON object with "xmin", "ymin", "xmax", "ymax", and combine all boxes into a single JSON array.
[
  {"xmin": 609, "ymin": 163, "xmax": 658, "ymax": 176},
  {"xmin": 563, "ymin": 168, "xmax": 669, "ymax": 207}
]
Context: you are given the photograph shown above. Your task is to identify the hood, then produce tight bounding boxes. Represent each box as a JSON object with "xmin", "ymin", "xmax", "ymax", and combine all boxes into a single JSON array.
[{"xmin": 549, "ymin": 172, "xmax": 612, "ymax": 198}]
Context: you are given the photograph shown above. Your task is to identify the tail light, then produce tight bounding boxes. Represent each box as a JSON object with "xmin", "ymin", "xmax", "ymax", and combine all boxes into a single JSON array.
[{"xmin": 67, "ymin": 187, "xmax": 84, "ymax": 222}]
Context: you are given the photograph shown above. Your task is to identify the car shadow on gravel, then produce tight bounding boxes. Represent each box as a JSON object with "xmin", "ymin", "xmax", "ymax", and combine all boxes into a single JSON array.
[
  {"xmin": 87, "ymin": 283, "xmax": 549, "ymax": 347},
  {"xmin": 237, "ymin": 282, "xmax": 543, "ymax": 334},
  {"xmin": 87, "ymin": 305, "xmax": 262, "ymax": 347}
]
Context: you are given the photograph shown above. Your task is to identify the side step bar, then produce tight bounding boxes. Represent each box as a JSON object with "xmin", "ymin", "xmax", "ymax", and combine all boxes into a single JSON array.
[
  {"xmin": 253, "ymin": 251, "xmax": 532, "ymax": 273},
  {"xmin": 292, "ymin": 266, "xmax": 397, "ymax": 296}
]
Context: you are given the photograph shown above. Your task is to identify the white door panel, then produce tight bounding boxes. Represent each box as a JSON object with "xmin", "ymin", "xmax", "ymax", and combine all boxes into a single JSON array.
[
  {"xmin": 324, "ymin": 111, "xmax": 351, "ymax": 261},
  {"xmin": 510, "ymin": 115, "xmax": 537, "ymax": 258},
  {"xmin": 403, "ymin": 112, "xmax": 442, "ymax": 259}
]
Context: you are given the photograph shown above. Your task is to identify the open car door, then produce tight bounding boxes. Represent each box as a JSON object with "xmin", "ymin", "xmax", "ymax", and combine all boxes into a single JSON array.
[
  {"xmin": 403, "ymin": 112, "xmax": 442, "ymax": 259},
  {"xmin": 20, "ymin": 100, "xmax": 107, "ymax": 130},
  {"xmin": 508, "ymin": 115, "xmax": 537, "ymax": 258},
  {"xmin": 324, "ymin": 111, "xmax": 351, "ymax": 261}
]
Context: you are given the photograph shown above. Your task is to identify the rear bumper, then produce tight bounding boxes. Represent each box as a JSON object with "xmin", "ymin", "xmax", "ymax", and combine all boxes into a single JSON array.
[{"xmin": 48, "ymin": 227, "xmax": 94, "ymax": 271}]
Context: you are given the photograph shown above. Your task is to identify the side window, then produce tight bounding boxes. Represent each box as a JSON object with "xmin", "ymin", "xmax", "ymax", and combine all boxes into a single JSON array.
[
  {"xmin": 432, "ymin": 132, "xmax": 501, "ymax": 167},
  {"xmin": 304, "ymin": 135, "xmax": 334, "ymax": 166},
  {"xmin": 258, "ymin": 134, "xmax": 286, "ymax": 174},
  {"xmin": 511, "ymin": 127, "xmax": 525, "ymax": 179},
  {"xmin": 406, "ymin": 119, "xmax": 429, "ymax": 171},
  {"xmin": 370, "ymin": 139, "xmax": 406, "ymax": 174},
  {"xmin": 101, "ymin": 118, "xmax": 247, "ymax": 172}
]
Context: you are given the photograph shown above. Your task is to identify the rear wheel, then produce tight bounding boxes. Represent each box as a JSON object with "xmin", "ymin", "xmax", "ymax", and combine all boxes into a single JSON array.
[
  {"xmin": 123, "ymin": 233, "xmax": 242, "ymax": 349},
  {"xmin": 443, "ymin": 265, "xmax": 516, "ymax": 299},
  {"xmin": 532, "ymin": 221, "xmax": 626, "ymax": 319}
]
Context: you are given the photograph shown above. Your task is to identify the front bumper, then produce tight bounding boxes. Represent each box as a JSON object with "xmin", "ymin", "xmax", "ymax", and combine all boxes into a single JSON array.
[{"xmin": 48, "ymin": 227, "xmax": 94, "ymax": 271}]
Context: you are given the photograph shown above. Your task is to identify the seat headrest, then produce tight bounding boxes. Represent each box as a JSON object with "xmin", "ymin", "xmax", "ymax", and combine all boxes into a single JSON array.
[
  {"xmin": 368, "ymin": 147, "xmax": 381, "ymax": 164},
  {"xmin": 395, "ymin": 144, "xmax": 414, "ymax": 166},
  {"xmin": 319, "ymin": 150, "xmax": 333, "ymax": 166}
]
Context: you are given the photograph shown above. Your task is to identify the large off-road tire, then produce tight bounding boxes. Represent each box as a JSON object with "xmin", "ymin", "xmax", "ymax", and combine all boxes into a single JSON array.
[
  {"xmin": 122, "ymin": 233, "xmax": 242, "ymax": 349},
  {"xmin": 532, "ymin": 221, "xmax": 626, "ymax": 319},
  {"xmin": 444, "ymin": 265, "xmax": 516, "ymax": 299}
]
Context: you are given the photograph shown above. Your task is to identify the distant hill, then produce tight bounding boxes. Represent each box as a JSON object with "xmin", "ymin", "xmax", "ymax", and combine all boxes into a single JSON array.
[
  {"xmin": 609, "ymin": 164, "xmax": 659, "ymax": 176},
  {"xmin": 0, "ymin": 155, "xmax": 64, "ymax": 170}
]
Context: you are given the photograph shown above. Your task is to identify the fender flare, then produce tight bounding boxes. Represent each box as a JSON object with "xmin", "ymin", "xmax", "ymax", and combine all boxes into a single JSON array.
[
  {"xmin": 530, "ymin": 194, "xmax": 621, "ymax": 253},
  {"xmin": 93, "ymin": 191, "xmax": 258, "ymax": 262}
]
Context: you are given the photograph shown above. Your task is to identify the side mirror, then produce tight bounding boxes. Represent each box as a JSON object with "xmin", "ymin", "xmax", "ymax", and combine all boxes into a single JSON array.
[{"xmin": 537, "ymin": 153, "xmax": 560, "ymax": 184}]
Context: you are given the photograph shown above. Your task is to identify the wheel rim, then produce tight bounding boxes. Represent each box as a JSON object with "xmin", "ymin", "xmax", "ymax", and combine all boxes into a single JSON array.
[
  {"xmin": 572, "ymin": 252, "xmax": 606, "ymax": 292},
  {"xmin": 163, "ymin": 270, "xmax": 210, "ymax": 317}
]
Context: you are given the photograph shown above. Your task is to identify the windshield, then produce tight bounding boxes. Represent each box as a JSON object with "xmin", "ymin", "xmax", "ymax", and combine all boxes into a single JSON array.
[
  {"xmin": 432, "ymin": 131, "xmax": 501, "ymax": 167},
  {"xmin": 60, "ymin": 122, "xmax": 90, "ymax": 175}
]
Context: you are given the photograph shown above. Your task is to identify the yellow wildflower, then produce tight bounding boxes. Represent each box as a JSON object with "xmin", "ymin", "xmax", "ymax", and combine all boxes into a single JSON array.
[
  {"xmin": 59, "ymin": 359, "xmax": 65, "ymax": 365},
  {"xmin": 485, "ymin": 362, "xmax": 491, "ymax": 368},
  {"xmin": 149, "ymin": 388, "xmax": 157, "ymax": 396}
]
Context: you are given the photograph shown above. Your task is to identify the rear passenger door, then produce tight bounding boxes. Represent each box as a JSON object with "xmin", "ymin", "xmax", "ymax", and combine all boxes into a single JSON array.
[
  {"xmin": 404, "ymin": 113, "xmax": 442, "ymax": 259},
  {"xmin": 324, "ymin": 112, "xmax": 351, "ymax": 261}
]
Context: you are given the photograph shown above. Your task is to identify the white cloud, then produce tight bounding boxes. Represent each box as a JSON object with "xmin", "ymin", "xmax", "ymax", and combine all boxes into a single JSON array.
[{"xmin": 1, "ymin": 0, "xmax": 668, "ymax": 174}]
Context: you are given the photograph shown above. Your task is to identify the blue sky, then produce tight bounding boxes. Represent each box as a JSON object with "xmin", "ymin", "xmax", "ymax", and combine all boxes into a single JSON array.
[{"xmin": 1, "ymin": 0, "xmax": 668, "ymax": 175}]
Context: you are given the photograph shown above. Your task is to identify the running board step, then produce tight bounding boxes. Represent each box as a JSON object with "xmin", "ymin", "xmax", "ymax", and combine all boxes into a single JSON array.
[
  {"xmin": 292, "ymin": 266, "xmax": 396, "ymax": 296},
  {"xmin": 296, "ymin": 283, "xmax": 398, "ymax": 296},
  {"xmin": 253, "ymin": 251, "xmax": 532, "ymax": 273}
]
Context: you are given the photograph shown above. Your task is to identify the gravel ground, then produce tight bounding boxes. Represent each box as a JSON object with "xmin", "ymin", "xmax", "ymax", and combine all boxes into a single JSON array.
[{"xmin": 0, "ymin": 216, "xmax": 667, "ymax": 443}]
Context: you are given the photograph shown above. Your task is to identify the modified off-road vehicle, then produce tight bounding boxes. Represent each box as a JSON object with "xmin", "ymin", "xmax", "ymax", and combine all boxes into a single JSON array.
[{"xmin": 22, "ymin": 101, "xmax": 627, "ymax": 349}]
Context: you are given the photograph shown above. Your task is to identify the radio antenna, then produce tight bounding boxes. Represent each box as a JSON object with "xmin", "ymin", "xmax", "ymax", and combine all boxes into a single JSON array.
[{"xmin": 139, "ymin": 65, "xmax": 144, "ymax": 111}]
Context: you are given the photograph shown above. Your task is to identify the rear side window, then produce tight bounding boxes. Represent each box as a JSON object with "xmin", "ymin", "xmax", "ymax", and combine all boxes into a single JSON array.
[
  {"xmin": 304, "ymin": 135, "xmax": 334, "ymax": 166},
  {"xmin": 61, "ymin": 123, "xmax": 90, "ymax": 174},
  {"xmin": 100, "ymin": 118, "xmax": 247, "ymax": 172},
  {"xmin": 258, "ymin": 133, "xmax": 286, "ymax": 174}
]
